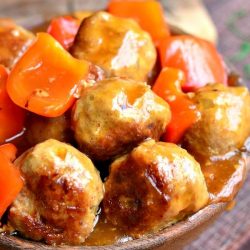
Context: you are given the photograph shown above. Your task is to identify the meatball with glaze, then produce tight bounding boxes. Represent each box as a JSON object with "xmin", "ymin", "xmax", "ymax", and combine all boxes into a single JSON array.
[
  {"xmin": 71, "ymin": 11, "xmax": 156, "ymax": 81},
  {"xmin": 72, "ymin": 78, "xmax": 171, "ymax": 161},
  {"xmin": 183, "ymin": 83, "xmax": 250, "ymax": 158},
  {"xmin": 8, "ymin": 139, "xmax": 104, "ymax": 245},
  {"xmin": 0, "ymin": 19, "xmax": 34, "ymax": 69},
  {"xmin": 24, "ymin": 113, "xmax": 72, "ymax": 147},
  {"xmin": 103, "ymin": 139, "xmax": 209, "ymax": 237}
]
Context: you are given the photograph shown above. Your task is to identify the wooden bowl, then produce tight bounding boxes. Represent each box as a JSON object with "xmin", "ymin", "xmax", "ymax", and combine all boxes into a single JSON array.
[
  {"xmin": 0, "ymin": 203, "xmax": 226, "ymax": 250},
  {"xmin": 0, "ymin": 0, "xmax": 245, "ymax": 249}
]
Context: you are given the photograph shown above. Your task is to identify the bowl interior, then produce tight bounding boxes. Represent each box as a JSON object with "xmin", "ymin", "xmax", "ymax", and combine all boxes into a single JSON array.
[{"xmin": 0, "ymin": 1, "xmax": 244, "ymax": 249}]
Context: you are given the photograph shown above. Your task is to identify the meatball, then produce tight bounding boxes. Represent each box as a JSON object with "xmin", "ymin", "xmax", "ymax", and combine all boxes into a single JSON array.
[
  {"xmin": 86, "ymin": 63, "xmax": 106, "ymax": 85},
  {"xmin": 183, "ymin": 83, "xmax": 250, "ymax": 158},
  {"xmin": 0, "ymin": 19, "xmax": 34, "ymax": 69},
  {"xmin": 103, "ymin": 139, "xmax": 209, "ymax": 237},
  {"xmin": 24, "ymin": 113, "xmax": 72, "ymax": 147},
  {"xmin": 71, "ymin": 11, "xmax": 156, "ymax": 81},
  {"xmin": 72, "ymin": 78, "xmax": 171, "ymax": 161},
  {"xmin": 8, "ymin": 139, "xmax": 104, "ymax": 245}
]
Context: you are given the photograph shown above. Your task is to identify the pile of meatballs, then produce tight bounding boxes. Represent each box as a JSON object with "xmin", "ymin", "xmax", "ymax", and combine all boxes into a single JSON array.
[{"xmin": 1, "ymin": 11, "xmax": 250, "ymax": 246}]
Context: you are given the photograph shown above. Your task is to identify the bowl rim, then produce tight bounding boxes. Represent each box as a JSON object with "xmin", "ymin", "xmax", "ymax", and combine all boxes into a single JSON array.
[
  {"xmin": 0, "ymin": 202, "xmax": 226, "ymax": 250},
  {"xmin": 0, "ymin": 2, "xmax": 245, "ymax": 249}
]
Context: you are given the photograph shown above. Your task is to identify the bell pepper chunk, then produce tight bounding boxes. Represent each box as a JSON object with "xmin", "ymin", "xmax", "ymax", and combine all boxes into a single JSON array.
[
  {"xmin": 7, "ymin": 33, "xmax": 89, "ymax": 117},
  {"xmin": 153, "ymin": 67, "xmax": 200, "ymax": 143},
  {"xmin": 108, "ymin": 0, "xmax": 170, "ymax": 45},
  {"xmin": 159, "ymin": 35, "xmax": 227, "ymax": 92},
  {"xmin": 163, "ymin": 97, "xmax": 199, "ymax": 143},
  {"xmin": 47, "ymin": 16, "xmax": 80, "ymax": 50},
  {"xmin": 152, "ymin": 67, "xmax": 184, "ymax": 101},
  {"xmin": 0, "ymin": 65, "xmax": 25, "ymax": 143},
  {"xmin": 0, "ymin": 143, "xmax": 23, "ymax": 217}
]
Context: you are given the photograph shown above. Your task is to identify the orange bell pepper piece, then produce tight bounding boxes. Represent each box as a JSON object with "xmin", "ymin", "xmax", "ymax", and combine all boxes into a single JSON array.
[
  {"xmin": 108, "ymin": 0, "xmax": 170, "ymax": 45},
  {"xmin": 0, "ymin": 143, "xmax": 23, "ymax": 217},
  {"xmin": 7, "ymin": 33, "xmax": 89, "ymax": 117},
  {"xmin": 153, "ymin": 67, "xmax": 200, "ymax": 143},
  {"xmin": 47, "ymin": 16, "xmax": 80, "ymax": 50},
  {"xmin": 152, "ymin": 67, "xmax": 184, "ymax": 101},
  {"xmin": 0, "ymin": 65, "xmax": 25, "ymax": 143},
  {"xmin": 159, "ymin": 35, "xmax": 227, "ymax": 92}
]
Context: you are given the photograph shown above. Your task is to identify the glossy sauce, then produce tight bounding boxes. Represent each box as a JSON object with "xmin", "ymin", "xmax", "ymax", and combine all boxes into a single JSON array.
[
  {"xmin": 3, "ymin": 101, "xmax": 249, "ymax": 246},
  {"xmin": 4, "ymin": 128, "xmax": 29, "ymax": 156},
  {"xmin": 4, "ymin": 127, "xmax": 249, "ymax": 246},
  {"xmin": 85, "ymin": 147, "xmax": 248, "ymax": 246},
  {"xmin": 1, "ymin": 20, "xmax": 249, "ymax": 246},
  {"xmin": 83, "ymin": 215, "xmax": 132, "ymax": 246},
  {"xmin": 85, "ymin": 155, "xmax": 247, "ymax": 246},
  {"xmin": 89, "ymin": 132, "xmax": 249, "ymax": 245},
  {"xmin": 200, "ymin": 150, "xmax": 247, "ymax": 203}
]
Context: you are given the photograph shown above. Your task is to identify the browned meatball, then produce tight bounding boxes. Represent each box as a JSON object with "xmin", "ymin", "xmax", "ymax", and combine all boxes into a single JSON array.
[
  {"xmin": 72, "ymin": 78, "xmax": 170, "ymax": 161},
  {"xmin": 71, "ymin": 11, "xmax": 156, "ymax": 81},
  {"xmin": 103, "ymin": 139, "xmax": 209, "ymax": 237},
  {"xmin": 9, "ymin": 139, "xmax": 104, "ymax": 245},
  {"xmin": 0, "ymin": 19, "xmax": 34, "ymax": 69},
  {"xmin": 24, "ymin": 113, "xmax": 72, "ymax": 147},
  {"xmin": 183, "ymin": 83, "xmax": 250, "ymax": 158}
]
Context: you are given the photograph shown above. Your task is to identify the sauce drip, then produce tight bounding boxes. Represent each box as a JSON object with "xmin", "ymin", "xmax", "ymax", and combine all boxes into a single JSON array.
[
  {"xmin": 83, "ymin": 215, "xmax": 132, "ymax": 246},
  {"xmin": 197, "ymin": 150, "xmax": 247, "ymax": 203},
  {"xmin": 2, "ymin": 120, "xmax": 249, "ymax": 246},
  {"xmin": 82, "ymin": 148, "xmax": 248, "ymax": 246}
]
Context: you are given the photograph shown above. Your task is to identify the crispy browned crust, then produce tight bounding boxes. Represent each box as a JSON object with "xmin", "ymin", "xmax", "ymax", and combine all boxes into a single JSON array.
[
  {"xmin": 103, "ymin": 140, "xmax": 209, "ymax": 237},
  {"xmin": 9, "ymin": 140, "xmax": 104, "ymax": 245}
]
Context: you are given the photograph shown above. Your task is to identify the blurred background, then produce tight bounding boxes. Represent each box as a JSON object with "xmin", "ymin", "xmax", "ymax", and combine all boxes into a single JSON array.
[
  {"xmin": 204, "ymin": 0, "xmax": 250, "ymax": 89},
  {"xmin": 0, "ymin": 0, "xmax": 249, "ymax": 249}
]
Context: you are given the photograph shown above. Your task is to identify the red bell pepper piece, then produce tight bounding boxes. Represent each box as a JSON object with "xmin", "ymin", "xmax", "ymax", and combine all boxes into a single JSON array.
[
  {"xmin": 47, "ymin": 16, "xmax": 80, "ymax": 50},
  {"xmin": 0, "ymin": 143, "xmax": 23, "ymax": 217},
  {"xmin": 159, "ymin": 35, "xmax": 227, "ymax": 92},
  {"xmin": 153, "ymin": 67, "xmax": 200, "ymax": 143},
  {"xmin": 108, "ymin": 0, "xmax": 170, "ymax": 45},
  {"xmin": 7, "ymin": 33, "xmax": 89, "ymax": 118},
  {"xmin": 0, "ymin": 65, "xmax": 25, "ymax": 143}
]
